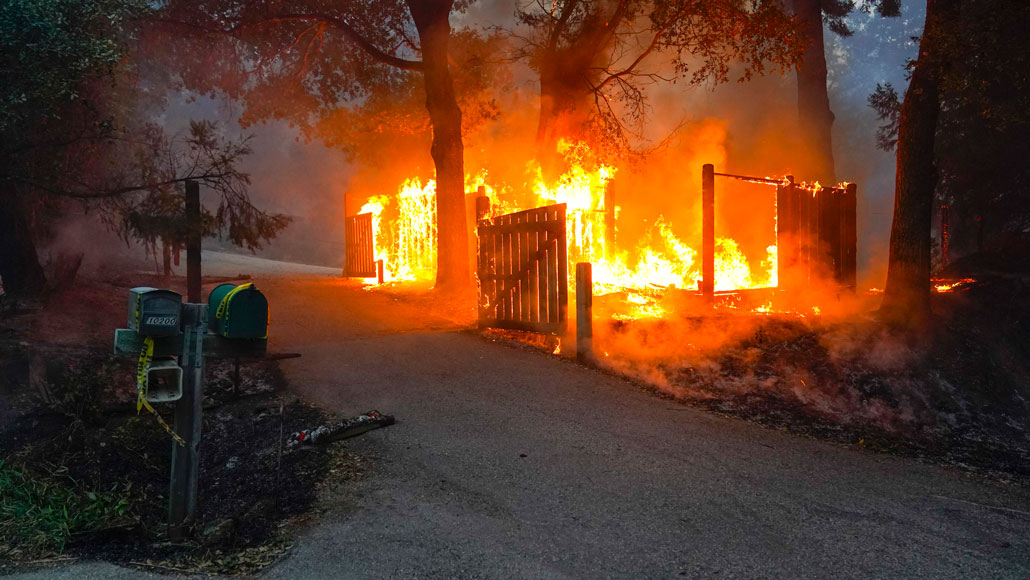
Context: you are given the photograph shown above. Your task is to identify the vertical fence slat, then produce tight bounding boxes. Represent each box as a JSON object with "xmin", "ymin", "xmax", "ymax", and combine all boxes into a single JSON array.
[
  {"xmin": 556, "ymin": 205, "xmax": 568, "ymax": 331},
  {"xmin": 500, "ymin": 216, "xmax": 509, "ymax": 321},
  {"xmin": 842, "ymin": 183, "xmax": 858, "ymax": 290},
  {"xmin": 529, "ymin": 213, "xmax": 540, "ymax": 323}
]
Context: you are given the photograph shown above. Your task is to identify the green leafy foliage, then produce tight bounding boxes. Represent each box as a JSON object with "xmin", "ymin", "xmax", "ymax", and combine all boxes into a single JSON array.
[
  {"xmin": 869, "ymin": 82, "xmax": 901, "ymax": 152},
  {"xmin": 102, "ymin": 121, "xmax": 291, "ymax": 256},
  {"xmin": 0, "ymin": 460, "xmax": 135, "ymax": 559},
  {"xmin": 0, "ymin": 0, "xmax": 292, "ymax": 295},
  {"xmin": 0, "ymin": 0, "xmax": 148, "ymax": 134}
]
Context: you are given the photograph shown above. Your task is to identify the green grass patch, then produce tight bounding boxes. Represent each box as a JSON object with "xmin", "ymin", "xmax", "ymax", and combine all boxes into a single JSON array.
[{"xmin": 0, "ymin": 460, "xmax": 136, "ymax": 560}]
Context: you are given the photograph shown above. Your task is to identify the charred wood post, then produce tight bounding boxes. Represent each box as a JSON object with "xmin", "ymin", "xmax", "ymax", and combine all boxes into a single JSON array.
[
  {"xmin": 940, "ymin": 204, "xmax": 949, "ymax": 267},
  {"xmin": 702, "ymin": 164, "xmax": 715, "ymax": 301},
  {"xmin": 576, "ymin": 262, "xmax": 593, "ymax": 363},
  {"xmin": 475, "ymin": 186, "xmax": 490, "ymax": 221},
  {"xmin": 185, "ymin": 180, "xmax": 201, "ymax": 302}
]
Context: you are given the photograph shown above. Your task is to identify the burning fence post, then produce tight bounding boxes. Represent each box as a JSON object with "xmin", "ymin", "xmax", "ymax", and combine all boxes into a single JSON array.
[
  {"xmin": 475, "ymin": 185, "xmax": 490, "ymax": 222},
  {"xmin": 576, "ymin": 262, "xmax": 593, "ymax": 363},
  {"xmin": 702, "ymin": 164, "xmax": 715, "ymax": 301},
  {"xmin": 376, "ymin": 259, "xmax": 384, "ymax": 285}
]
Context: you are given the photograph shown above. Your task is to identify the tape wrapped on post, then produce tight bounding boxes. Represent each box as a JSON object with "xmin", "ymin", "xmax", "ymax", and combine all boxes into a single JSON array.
[{"xmin": 135, "ymin": 336, "xmax": 186, "ymax": 447}]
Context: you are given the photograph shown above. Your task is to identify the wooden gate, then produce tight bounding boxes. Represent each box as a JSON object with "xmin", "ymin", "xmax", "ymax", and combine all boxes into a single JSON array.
[
  {"xmin": 344, "ymin": 212, "xmax": 376, "ymax": 278},
  {"xmin": 477, "ymin": 204, "xmax": 568, "ymax": 334}
]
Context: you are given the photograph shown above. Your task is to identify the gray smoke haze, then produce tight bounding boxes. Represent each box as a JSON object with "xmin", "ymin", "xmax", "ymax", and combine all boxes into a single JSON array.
[{"xmin": 48, "ymin": 0, "xmax": 923, "ymax": 281}]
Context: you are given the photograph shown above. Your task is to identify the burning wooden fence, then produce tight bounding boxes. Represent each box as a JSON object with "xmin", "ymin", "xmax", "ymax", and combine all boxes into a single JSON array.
[
  {"xmin": 476, "ymin": 203, "xmax": 568, "ymax": 334},
  {"xmin": 702, "ymin": 164, "xmax": 857, "ymax": 299},
  {"xmin": 472, "ymin": 165, "xmax": 860, "ymax": 361}
]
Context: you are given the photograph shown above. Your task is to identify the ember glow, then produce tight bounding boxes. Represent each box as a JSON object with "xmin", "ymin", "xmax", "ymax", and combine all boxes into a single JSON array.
[
  {"xmin": 359, "ymin": 141, "xmax": 783, "ymax": 320},
  {"xmin": 933, "ymin": 278, "xmax": 976, "ymax": 293}
]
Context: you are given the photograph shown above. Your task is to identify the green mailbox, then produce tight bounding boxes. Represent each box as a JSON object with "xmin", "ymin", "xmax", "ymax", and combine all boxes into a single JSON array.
[
  {"xmin": 128, "ymin": 287, "xmax": 182, "ymax": 337},
  {"xmin": 208, "ymin": 283, "xmax": 268, "ymax": 339}
]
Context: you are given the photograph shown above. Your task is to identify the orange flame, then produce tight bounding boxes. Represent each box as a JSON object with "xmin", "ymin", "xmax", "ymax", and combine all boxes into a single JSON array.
[{"xmin": 360, "ymin": 140, "xmax": 778, "ymax": 317}]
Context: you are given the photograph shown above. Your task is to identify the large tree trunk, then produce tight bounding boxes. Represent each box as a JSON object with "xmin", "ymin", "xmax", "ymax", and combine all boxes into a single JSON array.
[
  {"xmin": 0, "ymin": 192, "xmax": 47, "ymax": 296},
  {"xmin": 408, "ymin": 0, "xmax": 469, "ymax": 291},
  {"xmin": 794, "ymin": 0, "xmax": 836, "ymax": 184},
  {"xmin": 880, "ymin": 0, "xmax": 952, "ymax": 326},
  {"xmin": 536, "ymin": 55, "xmax": 600, "ymax": 154}
]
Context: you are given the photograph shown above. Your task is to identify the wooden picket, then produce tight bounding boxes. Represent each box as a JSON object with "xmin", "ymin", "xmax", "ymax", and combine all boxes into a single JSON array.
[{"xmin": 477, "ymin": 203, "xmax": 568, "ymax": 334}]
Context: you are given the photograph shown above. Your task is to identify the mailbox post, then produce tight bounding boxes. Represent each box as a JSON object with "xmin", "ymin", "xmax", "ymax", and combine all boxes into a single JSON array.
[
  {"xmin": 114, "ymin": 282, "xmax": 277, "ymax": 539},
  {"xmin": 169, "ymin": 302, "xmax": 204, "ymax": 540}
]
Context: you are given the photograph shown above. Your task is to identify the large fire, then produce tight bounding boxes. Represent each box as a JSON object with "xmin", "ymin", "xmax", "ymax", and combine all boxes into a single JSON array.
[{"xmin": 358, "ymin": 140, "xmax": 781, "ymax": 318}]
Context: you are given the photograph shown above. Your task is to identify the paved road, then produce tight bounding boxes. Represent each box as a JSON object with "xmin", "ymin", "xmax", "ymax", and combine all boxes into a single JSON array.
[
  {"xmin": 12, "ymin": 274, "xmax": 1030, "ymax": 579},
  {"xmin": 263, "ymin": 276, "xmax": 1030, "ymax": 579}
]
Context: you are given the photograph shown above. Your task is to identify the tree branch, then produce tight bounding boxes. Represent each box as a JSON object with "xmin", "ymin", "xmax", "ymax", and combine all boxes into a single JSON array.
[{"xmin": 246, "ymin": 13, "xmax": 424, "ymax": 72}]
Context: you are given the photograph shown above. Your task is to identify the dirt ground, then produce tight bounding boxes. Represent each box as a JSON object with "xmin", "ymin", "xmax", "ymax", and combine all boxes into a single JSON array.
[{"xmin": 0, "ymin": 255, "xmax": 358, "ymax": 575}]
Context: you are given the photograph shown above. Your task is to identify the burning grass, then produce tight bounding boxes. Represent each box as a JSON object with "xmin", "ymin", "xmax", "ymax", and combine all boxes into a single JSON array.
[{"xmin": 589, "ymin": 280, "xmax": 1030, "ymax": 480}]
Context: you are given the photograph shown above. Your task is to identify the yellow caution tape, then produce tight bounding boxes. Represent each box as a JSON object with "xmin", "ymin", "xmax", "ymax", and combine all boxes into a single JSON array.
[
  {"xmin": 136, "ymin": 336, "xmax": 154, "ymax": 409},
  {"xmin": 135, "ymin": 336, "xmax": 185, "ymax": 447},
  {"xmin": 214, "ymin": 283, "xmax": 254, "ymax": 321},
  {"xmin": 134, "ymin": 292, "xmax": 142, "ymax": 329}
]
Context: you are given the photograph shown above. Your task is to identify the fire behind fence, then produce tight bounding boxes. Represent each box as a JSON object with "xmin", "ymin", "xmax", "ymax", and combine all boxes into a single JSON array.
[{"xmin": 345, "ymin": 156, "xmax": 859, "ymax": 329}]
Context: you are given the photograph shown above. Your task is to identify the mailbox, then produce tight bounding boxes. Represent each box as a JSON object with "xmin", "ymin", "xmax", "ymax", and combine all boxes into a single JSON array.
[
  {"xmin": 208, "ymin": 283, "xmax": 268, "ymax": 339},
  {"xmin": 128, "ymin": 287, "xmax": 182, "ymax": 337},
  {"xmin": 145, "ymin": 359, "xmax": 183, "ymax": 402}
]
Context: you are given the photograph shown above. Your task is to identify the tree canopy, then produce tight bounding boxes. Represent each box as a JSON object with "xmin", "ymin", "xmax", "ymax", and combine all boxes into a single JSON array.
[
  {"xmin": 511, "ymin": 0, "xmax": 804, "ymax": 156},
  {"xmin": 0, "ymin": 0, "xmax": 289, "ymax": 295}
]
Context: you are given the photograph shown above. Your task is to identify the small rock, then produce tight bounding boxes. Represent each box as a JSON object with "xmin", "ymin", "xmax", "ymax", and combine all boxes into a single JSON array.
[
  {"xmin": 224, "ymin": 456, "xmax": 239, "ymax": 469},
  {"xmin": 201, "ymin": 518, "xmax": 235, "ymax": 545}
]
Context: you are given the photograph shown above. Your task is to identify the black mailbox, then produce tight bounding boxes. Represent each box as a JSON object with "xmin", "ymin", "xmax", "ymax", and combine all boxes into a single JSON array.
[{"xmin": 128, "ymin": 287, "xmax": 182, "ymax": 337}]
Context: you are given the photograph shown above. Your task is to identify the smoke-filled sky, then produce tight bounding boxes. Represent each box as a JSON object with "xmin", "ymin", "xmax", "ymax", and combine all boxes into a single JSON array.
[{"xmin": 141, "ymin": 0, "xmax": 924, "ymax": 281}]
